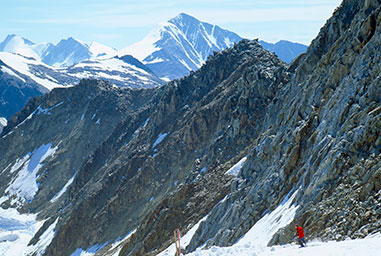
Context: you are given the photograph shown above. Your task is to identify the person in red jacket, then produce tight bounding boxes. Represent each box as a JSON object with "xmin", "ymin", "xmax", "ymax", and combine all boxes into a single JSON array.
[{"xmin": 295, "ymin": 224, "xmax": 306, "ymax": 247}]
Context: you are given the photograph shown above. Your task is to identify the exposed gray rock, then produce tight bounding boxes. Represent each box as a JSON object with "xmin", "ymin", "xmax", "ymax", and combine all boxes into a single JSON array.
[{"xmin": 185, "ymin": 0, "xmax": 381, "ymax": 252}]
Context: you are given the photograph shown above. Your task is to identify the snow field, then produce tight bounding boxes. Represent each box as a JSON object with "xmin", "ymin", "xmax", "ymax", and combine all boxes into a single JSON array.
[
  {"xmin": 0, "ymin": 207, "xmax": 46, "ymax": 256},
  {"xmin": 157, "ymin": 187, "xmax": 381, "ymax": 256},
  {"xmin": 225, "ymin": 156, "xmax": 247, "ymax": 176},
  {"xmin": 4, "ymin": 143, "xmax": 58, "ymax": 206}
]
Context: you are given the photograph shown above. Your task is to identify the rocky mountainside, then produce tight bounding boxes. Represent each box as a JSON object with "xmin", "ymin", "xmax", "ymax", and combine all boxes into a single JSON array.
[
  {"xmin": 0, "ymin": 52, "xmax": 163, "ymax": 118},
  {"xmin": 184, "ymin": 0, "xmax": 381, "ymax": 251},
  {"xmin": 0, "ymin": 0, "xmax": 380, "ymax": 255},
  {"xmin": 0, "ymin": 38, "xmax": 288, "ymax": 255}
]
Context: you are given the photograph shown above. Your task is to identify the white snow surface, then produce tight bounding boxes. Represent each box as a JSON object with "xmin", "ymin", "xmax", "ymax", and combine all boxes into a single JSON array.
[
  {"xmin": 159, "ymin": 190, "xmax": 299, "ymax": 256},
  {"xmin": 158, "ymin": 215, "xmax": 209, "ymax": 256},
  {"xmin": 0, "ymin": 207, "xmax": 46, "ymax": 256},
  {"xmin": 1, "ymin": 66, "xmax": 25, "ymax": 82},
  {"xmin": 89, "ymin": 41, "xmax": 117, "ymax": 58},
  {"xmin": 109, "ymin": 229, "xmax": 136, "ymax": 256},
  {"xmin": 70, "ymin": 230, "xmax": 137, "ymax": 256},
  {"xmin": 183, "ymin": 233, "xmax": 381, "ymax": 256},
  {"xmin": 0, "ymin": 52, "xmax": 68, "ymax": 90},
  {"xmin": 0, "ymin": 117, "xmax": 7, "ymax": 127},
  {"xmin": 152, "ymin": 132, "xmax": 168, "ymax": 148},
  {"xmin": 0, "ymin": 35, "xmax": 41, "ymax": 60},
  {"xmin": 118, "ymin": 26, "xmax": 162, "ymax": 61},
  {"xmin": 225, "ymin": 156, "xmax": 247, "ymax": 176},
  {"xmin": 4, "ymin": 143, "xmax": 58, "ymax": 205},
  {"xmin": 25, "ymin": 217, "xmax": 59, "ymax": 256},
  {"xmin": 159, "ymin": 188, "xmax": 381, "ymax": 256}
]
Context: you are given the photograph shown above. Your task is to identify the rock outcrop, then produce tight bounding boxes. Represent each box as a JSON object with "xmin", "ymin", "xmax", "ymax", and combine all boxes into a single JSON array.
[{"xmin": 185, "ymin": 0, "xmax": 381, "ymax": 251}]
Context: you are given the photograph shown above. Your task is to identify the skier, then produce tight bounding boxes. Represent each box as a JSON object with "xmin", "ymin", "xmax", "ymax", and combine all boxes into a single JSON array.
[{"xmin": 295, "ymin": 224, "xmax": 306, "ymax": 247}]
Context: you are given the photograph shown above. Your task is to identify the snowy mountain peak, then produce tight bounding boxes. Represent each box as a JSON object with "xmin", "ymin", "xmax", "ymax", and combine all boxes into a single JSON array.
[
  {"xmin": 169, "ymin": 12, "xmax": 200, "ymax": 26},
  {"xmin": 0, "ymin": 34, "xmax": 41, "ymax": 60},
  {"xmin": 41, "ymin": 37, "xmax": 92, "ymax": 67},
  {"xmin": 89, "ymin": 41, "xmax": 117, "ymax": 58},
  {"xmin": 1, "ymin": 34, "xmax": 34, "ymax": 47},
  {"xmin": 119, "ymin": 13, "xmax": 242, "ymax": 80}
]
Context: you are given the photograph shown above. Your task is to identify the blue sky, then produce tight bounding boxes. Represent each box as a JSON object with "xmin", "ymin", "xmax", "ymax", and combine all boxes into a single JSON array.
[{"xmin": 1, "ymin": 0, "xmax": 342, "ymax": 49}]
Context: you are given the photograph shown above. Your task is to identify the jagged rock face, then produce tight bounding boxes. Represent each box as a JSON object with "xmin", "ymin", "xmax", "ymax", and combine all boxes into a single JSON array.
[
  {"xmin": 37, "ymin": 39, "xmax": 287, "ymax": 256},
  {"xmin": 185, "ymin": 0, "xmax": 381, "ymax": 252},
  {"xmin": 0, "ymin": 39, "xmax": 287, "ymax": 255},
  {"xmin": 114, "ymin": 40, "xmax": 288, "ymax": 256},
  {"xmin": 0, "ymin": 79, "xmax": 159, "ymax": 215}
]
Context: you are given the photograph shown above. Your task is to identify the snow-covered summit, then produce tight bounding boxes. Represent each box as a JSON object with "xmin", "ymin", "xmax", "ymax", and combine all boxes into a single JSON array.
[
  {"xmin": 0, "ymin": 34, "xmax": 51, "ymax": 61},
  {"xmin": 0, "ymin": 35, "xmax": 118, "ymax": 68},
  {"xmin": 89, "ymin": 41, "xmax": 117, "ymax": 58},
  {"xmin": 119, "ymin": 13, "xmax": 243, "ymax": 80},
  {"xmin": 41, "ymin": 37, "xmax": 91, "ymax": 67}
]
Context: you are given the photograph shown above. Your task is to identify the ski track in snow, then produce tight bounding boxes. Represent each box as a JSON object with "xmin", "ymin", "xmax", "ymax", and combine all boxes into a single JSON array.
[{"xmin": 183, "ymin": 233, "xmax": 381, "ymax": 256}]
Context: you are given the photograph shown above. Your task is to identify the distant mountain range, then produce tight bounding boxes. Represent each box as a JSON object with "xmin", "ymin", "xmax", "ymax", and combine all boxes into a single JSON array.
[
  {"xmin": 259, "ymin": 40, "xmax": 308, "ymax": 64},
  {"xmin": 0, "ymin": 13, "xmax": 308, "ymax": 119},
  {"xmin": 0, "ymin": 52, "xmax": 163, "ymax": 118},
  {"xmin": 0, "ymin": 35, "xmax": 117, "ymax": 68},
  {"xmin": 119, "ymin": 13, "xmax": 308, "ymax": 80},
  {"xmin": 119, "ymin": 13, "xmax": 243, "ymax": 81},
  {"xmin": 0, "ymin": 14, "xmax": 308, "ymax": 80}
]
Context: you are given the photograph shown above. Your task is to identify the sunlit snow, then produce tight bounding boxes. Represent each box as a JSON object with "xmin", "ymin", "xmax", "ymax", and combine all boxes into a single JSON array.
[
  {"xmin": 0, "ymin": 208, "xmax": 44, "ymax": 255},
  {"xmin": 0, "ymin": 52, "xmax": 68, "ymax": 90},
  {"xmin": 4, "ymin": 143, "xmax": 58, "ymax": 205},
  {"xmin": 159, "ymin": 190, "xmax": 299, "ymax": 256},
  {"xmin": 225, "ymin": 156, "xmax": 247, "ymax": 176},
  {"xmin": 152, "ymin": 132, "xmax": 168, "ymax": 148}
]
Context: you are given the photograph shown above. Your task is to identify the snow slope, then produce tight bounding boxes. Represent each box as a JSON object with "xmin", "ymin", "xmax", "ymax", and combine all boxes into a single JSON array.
[
  {"xmin": 89, "ymin": 41, "xmax": 117, "ymax": 58},
  {"xmin": 183, "ymin": 234, "xmax": 381, "ymax": 256},
  {"xmin": 0, "ymin": 34, "xmax": 50, "ymax": 61},
  {"xmin": 158, "ymin": 189, "xmax": 381, "ymax": 256},
  {"xmin": 0, "ymin": 207, "xmax": 54, "ymax": 256},
  {"xmin": 66, "ymin": 56, "xmax": 163, "ymax": 88},
  {"xmin": 3, "ymin": 143, "xmax": 58, "ymax": 206},
  {"xmin": 0, "ymin": 52, "xmax": 72, "ymax": 90},
  {"xmin": 0, "ymin": 118, "xmax": 6, "ymax": 134}
]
